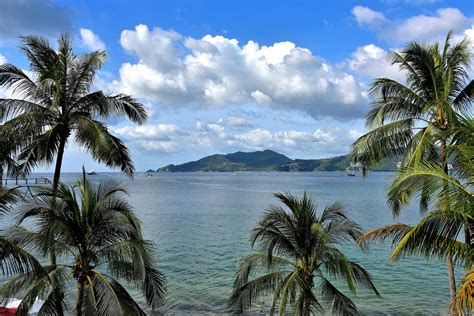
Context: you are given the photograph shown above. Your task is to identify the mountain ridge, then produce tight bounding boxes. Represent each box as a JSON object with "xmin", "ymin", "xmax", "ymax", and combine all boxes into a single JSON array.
[{"xmin": 154, "ymin": 150, "xmax": 398, "ymax": 172}]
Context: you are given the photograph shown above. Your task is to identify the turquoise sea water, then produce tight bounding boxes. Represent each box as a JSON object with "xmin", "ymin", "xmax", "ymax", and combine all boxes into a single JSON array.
[{"xmin": 2, "ymin": 172, "xmax": 459, "ymax": 315}]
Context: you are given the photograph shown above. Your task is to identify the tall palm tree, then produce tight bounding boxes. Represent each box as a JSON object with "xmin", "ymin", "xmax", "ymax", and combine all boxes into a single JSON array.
[
  {"xmin": 229, "ymin": 192, "xmax": 380, "ymax": 315},
  {"xmin": 1, "ymin": 172, "xmax": 166, "ymax": 315},
  {"xmin": 0, "ymin": 35, "xmax": 147, "ymax": 192},
  {"xmin": 351, "ymin": 32, "xmax": 473, "ymax": 302},
  {"xmin": 358, "ymin": 114, "xmax": 474, "ymax": 313}
]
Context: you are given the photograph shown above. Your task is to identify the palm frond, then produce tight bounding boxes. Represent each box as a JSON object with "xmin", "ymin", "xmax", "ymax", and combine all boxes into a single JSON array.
[
  {"xmin": 321, "ymin": 278, "xmax": 358, "ymax": 316},
  {"xmin": 454, "ymin": 268, "xmax": 474, "ymax": 313},
  {"xmin": 74, "ymin": 117, "xmax": 135, "ymax": 176}
]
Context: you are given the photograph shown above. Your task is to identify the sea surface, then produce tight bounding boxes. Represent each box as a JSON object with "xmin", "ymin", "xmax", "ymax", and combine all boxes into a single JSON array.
[{"xmin": 2, "ymin": 171, "xmax": 460, "ymax": 315}]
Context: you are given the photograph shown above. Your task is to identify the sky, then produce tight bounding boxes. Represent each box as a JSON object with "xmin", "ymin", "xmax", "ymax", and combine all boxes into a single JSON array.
[{"xmin": 0, "ymin": 0, "xmax": 473, "ymax": 172}]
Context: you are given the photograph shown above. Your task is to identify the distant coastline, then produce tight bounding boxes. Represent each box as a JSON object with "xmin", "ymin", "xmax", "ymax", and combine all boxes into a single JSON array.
[{"xmin": 150, "ymin": 149, "xmax": 399, "ymax": 172}]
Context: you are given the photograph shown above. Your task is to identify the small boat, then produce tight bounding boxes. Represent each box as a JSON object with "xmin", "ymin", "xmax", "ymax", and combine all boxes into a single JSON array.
[
  {"xmin": 145, "ymin": 173, "xmax": 154, "ymax": 177},
  {"xmin": 87, "ymin": 170, "xmax": 97, "ymax": 175},
  {"xmin": 346, "ymin": 163, "xmax": 356, "ymax": 176}
]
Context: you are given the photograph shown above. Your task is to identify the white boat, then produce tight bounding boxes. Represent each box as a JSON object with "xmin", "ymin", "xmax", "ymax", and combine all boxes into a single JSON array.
[
  {"xmin": 346, "ymin": 163, "xmax": 356, "ymax": 176},
  {"xmin": 87, "ymin": 170, "xmax": 97, "ymax": 175},
  {"xmin": 346, "ymin": 167, "xmax": 356, "ymax": 176}
]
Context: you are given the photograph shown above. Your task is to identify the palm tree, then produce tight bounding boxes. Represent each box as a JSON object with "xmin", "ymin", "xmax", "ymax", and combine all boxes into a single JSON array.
[
  {"xmin": 229, "ymin": 192, "xmax": 380, "ymax": 315},
  {"xmin": 358, "ymin": 114, "xmax": 474, "ymax": 313},
  {"xmin": 0, "ymin": 172, "xmax": 166, "ymax": 315},
  {"xmin": 351, "ymin": 32, "xmax": 473, "ymax": 302},
  {"xmin": 359, "ymin": 162, "xmax": 473, "ymax": 313},
  {"xmin": 0, "ymin": 187, "xmax": 43, "ymax": 284},
  {"xmin": 0, "ymin": 35, "xmax": 147, "ymax": 192}
]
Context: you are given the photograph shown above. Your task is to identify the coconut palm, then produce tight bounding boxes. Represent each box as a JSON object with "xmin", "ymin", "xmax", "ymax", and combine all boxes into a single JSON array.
[
  {"xmin": 358, "ymin": 114, "xmax": 474, "ymax": 313},
  {"xmin": 0, "ymin": 172, "xmax": 166, "ymax": 315},
  {"xmin": 229, "ymin": 192, "xmax": 380, "ymax": 315},
  {"xmin": 351, "ymin": 32, "xmax": 472, "ymax": 178},
  {"xmin": 351, "ymin": 32, "xmax": 473, "ymax": 302},
  {"xmin": 0, "ymin": 34, "xmax": 147, "ymax": 192},
  {"xmin": 359, "ymin": 162, "xmax": 473, "ymax": 313}
]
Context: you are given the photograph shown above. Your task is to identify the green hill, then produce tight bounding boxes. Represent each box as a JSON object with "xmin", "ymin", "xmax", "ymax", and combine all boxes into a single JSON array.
[{"xmin": 156, "ymin": 150, "xmax": 399, "ymax": 172}]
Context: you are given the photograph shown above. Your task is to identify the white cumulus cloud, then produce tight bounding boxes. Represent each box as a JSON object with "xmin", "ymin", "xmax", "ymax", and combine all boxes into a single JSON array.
[
  {"xmin": 352, "ymin": 6, "xmax": 472, "ymax": 45},
  {"xmin": 346, "ymin": 44, "xmax": 404, "ymax": 82},
  {"xmin": 385, "ymin": 8, "xmax": 470, "ymax": 43},
  {"xmin": 352, "ymin": 6, "xmax": 387, "ymax": 27},
  {"xmin": 107, "ymin": 24, "xmax": 369, "ymax": 120},
  {"xmin": 80, "ymin": 28, "xmax": 106, "ymax": 51}
]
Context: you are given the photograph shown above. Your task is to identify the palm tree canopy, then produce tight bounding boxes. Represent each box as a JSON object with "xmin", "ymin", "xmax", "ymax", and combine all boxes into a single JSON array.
[
  {"xmin": 1, "ymin": 174, "xmax": 166, "ymax": 315},
  {"xmin": 351, "ymin": 32, "xmax": 473, "ymax": 174},
  {"xmin": 229, "ymin": 192, "xmax": 379, "ymax": 316},
  {"xmin": 0, "ymin": 35, "xmax": 147, "ymax": 177},
  {"xmin": 0, "ymin": 187, "xmax": 44, "ymax": 286}
]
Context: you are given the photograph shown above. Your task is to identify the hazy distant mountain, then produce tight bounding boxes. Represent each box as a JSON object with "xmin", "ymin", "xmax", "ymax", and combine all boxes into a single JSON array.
[{"xmin": 155, "ymin": 150, "xmax": 398, "ymax": 172}]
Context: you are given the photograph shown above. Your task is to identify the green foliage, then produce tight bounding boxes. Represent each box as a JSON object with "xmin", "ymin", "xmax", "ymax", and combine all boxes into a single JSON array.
[
  {"xmin": 0, "ymin": 174, "xmax": 166, "ymax": 315},
  {"xmin": 0, "ymin": 35, "xmax": 147, "ymax": 187},
  {"xmin": 352, "ymin": 31, "xmax": 473, "ymax": 312},
  {"xmin": 229, "ymin": 192, "xmax": 379, "ymax": 315}
]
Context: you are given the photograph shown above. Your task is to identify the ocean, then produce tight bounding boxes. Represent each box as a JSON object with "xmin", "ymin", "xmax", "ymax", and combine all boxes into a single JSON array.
[{"xmin": 2, "ymin": 171, "xmax": 458, "ymax": 315}]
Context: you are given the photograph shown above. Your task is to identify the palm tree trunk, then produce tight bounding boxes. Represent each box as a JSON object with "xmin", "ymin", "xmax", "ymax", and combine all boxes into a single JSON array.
[
  {"xmin": 440, "ymin": 141, "xmax": 457, "ymax": 311},
  {"xmin": 76, "ymin": 281, "xmax": 84, "ymax": 316},
  {"xmin": 52, "ymin": 136, "xmax": 67, "ymax": 194},
  {"xmin": 50, "ymin": 135, "xmax": 67, "ymax": 267},
  {"xmin": 447, "ymin": 254, "xmax": 456, "ymax": 314}
]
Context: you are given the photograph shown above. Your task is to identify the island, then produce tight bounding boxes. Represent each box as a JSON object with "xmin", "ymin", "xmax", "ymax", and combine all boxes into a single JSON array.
[{"xmin": 153, "ymin": 150, "xmax": 398, "ymax": 172}]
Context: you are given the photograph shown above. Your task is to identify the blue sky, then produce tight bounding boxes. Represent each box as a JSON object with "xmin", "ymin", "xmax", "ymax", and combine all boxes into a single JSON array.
[{"xmin": 0, "ymin": 0, "xmax": 473, "ymax": 172}]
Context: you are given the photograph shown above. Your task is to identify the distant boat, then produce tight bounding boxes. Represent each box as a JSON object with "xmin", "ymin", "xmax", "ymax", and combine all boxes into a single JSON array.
[
  {"xmin": 145, "ymin": 173, "xmax": 154, "ymax": 177},
  {"xmin": 346, "ymin": 163, "xmax": 356, "ymax": 176},
  {"xmin": 87, "ymin": 170, "xmax": 97, "ymax": 175}
]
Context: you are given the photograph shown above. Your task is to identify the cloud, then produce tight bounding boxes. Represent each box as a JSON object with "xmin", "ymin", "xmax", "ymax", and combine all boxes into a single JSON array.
[
  {"xmin": 113, "ymin": 117, "xmax": 361, "ymax": 158},
  {"xmin": 385, "ymin": 8, "xmax": 470, "ymax": 43},
  {"xmin": 115, "ymin": 124, "xmax": 184, "ymax": 140},
  {"xmin": 107, "ymin": 24, "xmax": 368, "ymax": 120},
  {"xmin": 0, "ymin": 54, "xmax": 7, "ymax": 65},
  {"xmin": 352, "ymin": 6, "xmax": 387, "ymax": 28},
  {"xmin": 352, "ymin": 6, "xmax": 472, "ymax": 44},
  {"xmin": 114, "ymin": 124, "xmax": 185, "ymax": 153},
  {"xmin": 0, "ymin": 0, "xmax": 72, "ymax": 40},
  {"xmin": 80, "ymin": 28, "xmax": 106, "ymax": 51},
  {"xmin": 225, "ymin": 116, "xmax": 254, "ymax": 127},
  {"xmin": 346, "ymin": 44, "xmax": 404, "ymax": 82}
]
